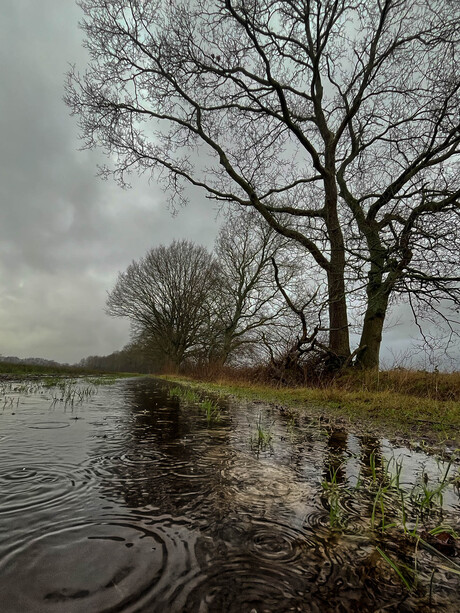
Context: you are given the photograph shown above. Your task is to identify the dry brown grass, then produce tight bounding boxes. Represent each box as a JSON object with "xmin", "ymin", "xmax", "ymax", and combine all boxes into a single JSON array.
[
  {"xmin": 183, "ymin": 363, "xmax": 460, "ymax": 402},
  {"xmin": 331, "ymin": 368, "xmax": 460, "ymax": 402}
]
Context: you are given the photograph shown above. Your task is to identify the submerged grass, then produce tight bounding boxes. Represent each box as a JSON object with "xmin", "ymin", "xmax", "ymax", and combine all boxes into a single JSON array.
[
  {"xmin": 201, "ymin": 398, "xmax": 221, "ymax": 423},
  {"xmin": 320, "ymin": 445, "xmax": 460, "ymax": 595},
  {"xmin": 250, "ymin": 412, "xmax": 273, "ymax": 452},
  {"xmin": 0, "ymin": 371, "xmax": 133, "ymax": 410},
  {"xmin": 376, "ymin": 547, "xmax": 414, "ymax": 591},
  {"xmin": 169, "ymin": 385, "xmax": 221, "ymax": 423},
  {"xmin": 158, "ymin": 371, "xmax": 460, "ymax": 446},
  {"xmin": 163, "ymin": 373, "xmax": 460, "ymax": 598},
  {"xmin": 0, "ymin": 377, "xmax": 100, "ymax": 409}
]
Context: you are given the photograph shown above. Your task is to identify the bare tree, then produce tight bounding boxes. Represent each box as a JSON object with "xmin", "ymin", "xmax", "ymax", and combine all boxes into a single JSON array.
[
  {"xmin": 67, "ymin": 0, "xmax": 460, "ymax": 369},
  {"xmin": 106, "ymin": 240, "xmax": 219, "ymax": 370},
  {"xmin": 207, "ymin": 209, "xmax": 290, "ymax": 364}
]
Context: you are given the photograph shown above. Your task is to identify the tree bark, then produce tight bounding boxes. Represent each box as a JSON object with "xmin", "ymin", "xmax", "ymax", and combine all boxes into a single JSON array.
[
  {"xmin": 357, "ymin": 311, "xmax": 385, "ymax": 369},
  {"xmin": 327, "ymin": 265, "xmax": 351, "ymax": 361},
  {"xmin": 324, "ymin": 171, "xmax": 351, "ymax": 363},
  {"xmin": 356, "ymin": 282, "xmax": 390, "ymax": 370}
]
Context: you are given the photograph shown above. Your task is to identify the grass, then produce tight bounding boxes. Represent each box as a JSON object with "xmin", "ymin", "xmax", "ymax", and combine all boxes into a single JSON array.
[
  {"xmin": 0, "ymin": 371, "xmax": 135, "ymax": 412},
  {"xmin": 250, "ymin": 412, "xmax": 273, "ymax": 452},
  {"xmin": 322, "ymin": 464, "xmax": 347, "ymax": 530},
  {"xmin": 201, "ymin": 398, "xmax": 221, "ymax": 422},
  {"xmin": 49, "ymin": 381, "xmax": 97, "ymax": 406},
  {"xmin": 410, "ymin": 459, "xmax": 454, "ymax": 514},
  {"xmin": 332, "ymin": 368, "xmax": 460, "ymax": 402},
  {"xmin": 158, "ymin": 370, "xmax": 460, "ymax": 447},
  {"xmin": 319, "ymin": 445, "xmax": 460, "ymax": 595},
  {"xmin": 0, "ymin": 377, "xmax": 100, "ymax": 410},
  {"xmin": 0, "ymin": 362, "xmax": 86, "ymax": 376},
  {"xmin": 168, "ymin": 385, "xmax": 221, "ymax": 423},
  {"xmin": 0, "ymin": 361, "xmax": 140, "ymax": 381},
  {"xmin": 164, "ymin": 371, "xmax": 460, "ymax": 596},
  {"xmin": 376, "ymin": 547, "xmax": 414, "ymax": 591}
]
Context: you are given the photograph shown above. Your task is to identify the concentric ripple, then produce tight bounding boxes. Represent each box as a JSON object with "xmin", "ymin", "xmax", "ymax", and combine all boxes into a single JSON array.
[
  {"xmin": 246, "ymin": 519, "xmax": 310, "ymax": 564},
  {"xmin": 175, "ymin": 555, "xmax": 310, "ymax": 613},
  {"xmin": 0, "ymin": 515, "xmax": 199, "ymax": 613},
  {"xmin": 27, "ymin": 421, "xmax": 70, "ymax": 429},
  {"xmin": 303, "ymin": 495, "xmax": 368, "ymax": 536},
  {"xmin": 85, "ymin": 450, "xmax": 168, "ymax": 485},
  {"xmin": 0, "ymin": 463, "xmax": 97, "ymax": 516}
]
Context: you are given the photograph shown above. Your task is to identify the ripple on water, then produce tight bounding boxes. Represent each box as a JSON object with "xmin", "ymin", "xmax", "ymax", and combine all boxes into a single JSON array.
[
  {"xmin": 303, "ymin": 494, "xmax": 368, "ymax": 537},
  {"xmin": 174, "ymin": 555, "xmax": 314, "ymax": 613},
  {"xmin": 27, "ymin": 421, "xmax": 70, "ymax": 429},
  {"xmin": 246, "ymin": 518, "xmax": 312, "ymax": 565},
  {"xmin": 0, "ymin": 463, "xmax": 97, "ymax": 516},
  {"xmin": 85, "ymin": 450, "xmax": 169, "ymax": 485},
  {"xmin": 222, "ymin": 458, "xmax": 313, "ymax": 514},
  {"xmin": 0, "ymin": 515, "xmax": 199, "ymax": 613}
]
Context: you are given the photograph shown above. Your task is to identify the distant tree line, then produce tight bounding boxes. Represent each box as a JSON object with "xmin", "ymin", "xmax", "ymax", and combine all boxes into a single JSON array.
[
  {"xmin": 0, "ymin": 356, "xmax": 67, "ymax": 368},
  {"xmin": 78, "ymin": 344, "xmax": 155, "ymax": 374}
]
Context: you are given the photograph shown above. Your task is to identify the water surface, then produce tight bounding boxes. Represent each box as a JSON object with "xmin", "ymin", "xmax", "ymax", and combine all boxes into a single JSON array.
[{"xmin": 1, "ymin": 377, "xmax": 459, "ymax": 612}]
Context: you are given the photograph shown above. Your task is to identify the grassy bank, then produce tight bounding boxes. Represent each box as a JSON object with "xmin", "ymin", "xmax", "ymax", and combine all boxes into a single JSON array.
[
  {"xmin": 158, "ymin": 369, "xmax": 460, "ymax": 449},
  {"xmin": 0, "ymin": 361, "xmax": 139, "ymax": 380}
]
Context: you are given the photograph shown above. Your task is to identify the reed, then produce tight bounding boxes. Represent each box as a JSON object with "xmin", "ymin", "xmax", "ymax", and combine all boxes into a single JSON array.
[{"xmin": 250, "ymin": 413, "xmax": 273, "ymax": 451}]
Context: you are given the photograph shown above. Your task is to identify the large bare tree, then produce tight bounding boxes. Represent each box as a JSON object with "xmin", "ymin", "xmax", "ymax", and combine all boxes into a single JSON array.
[
  {"xmin": 106, "ymin": 240, "xmax": 219, "ymax": 370},
  {"xmin": 67, "ymin": 0, "xmax": 460, "ymax": 369}
]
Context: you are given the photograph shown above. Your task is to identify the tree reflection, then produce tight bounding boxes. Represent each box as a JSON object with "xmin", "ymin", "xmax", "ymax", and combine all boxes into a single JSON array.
[{"xmin": 323, "ymin": 430, "xmax": 348, "ymax": 485}]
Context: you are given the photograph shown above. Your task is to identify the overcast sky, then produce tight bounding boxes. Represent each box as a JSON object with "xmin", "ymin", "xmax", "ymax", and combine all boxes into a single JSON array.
[
  {"xmin": 0, "ymin": 0, "xmax": 222, "ymax": 364},
  {"xmin": 0, "ymin": 1, "xmax": 457, "ymax": 368}
]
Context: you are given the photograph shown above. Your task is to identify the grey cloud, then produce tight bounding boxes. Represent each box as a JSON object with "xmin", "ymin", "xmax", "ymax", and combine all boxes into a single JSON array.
[{"xmin": 0, "ymin": 0, "xmax": 219, "ymax": 362}]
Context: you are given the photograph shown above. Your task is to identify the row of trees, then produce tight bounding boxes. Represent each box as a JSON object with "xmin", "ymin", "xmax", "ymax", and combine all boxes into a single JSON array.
[
  {"xmin": 67, "ymin": 0, "xmax": 460, "ymax": 370},
  {"xmin": 106, "ymin": 211, "xmax": 316, "ymax": 372},
  {"xmin": 78, "ymin": 344, "xmax": 155, "ymax": 373}
]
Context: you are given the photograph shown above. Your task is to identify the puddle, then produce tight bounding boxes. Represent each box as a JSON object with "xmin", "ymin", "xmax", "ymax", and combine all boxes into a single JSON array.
[{"xmin": 0, "ymin": 377, "xmax": 459, "ymax": 611}]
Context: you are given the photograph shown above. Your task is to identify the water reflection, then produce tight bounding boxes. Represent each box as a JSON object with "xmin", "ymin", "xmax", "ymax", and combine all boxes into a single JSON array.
[
  {"xmin": 323, "ymin": 430, "xmax": 348, "ymax": 485},
  {"xmin": 0, "ymin": 377, "xmax": 459, "ymax": 612}
]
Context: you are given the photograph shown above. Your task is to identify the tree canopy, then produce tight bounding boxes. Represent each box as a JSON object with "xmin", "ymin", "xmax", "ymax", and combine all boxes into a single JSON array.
[
  {"xmin": 106, "ymin": 226, "xmax": 294, "ymax": 370},
  {"xmin": 67, "ymin": 0, "xmax": 460, "ymax": 369},
  {"xmin": 106, "ymin": 240, "xmax": 218, "ymax": 370}
]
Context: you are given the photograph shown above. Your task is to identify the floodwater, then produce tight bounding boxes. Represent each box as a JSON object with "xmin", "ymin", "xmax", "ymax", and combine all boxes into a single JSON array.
[{"xmin": 0, "ymin": 377, "xmax": 459, "ymax": 612}]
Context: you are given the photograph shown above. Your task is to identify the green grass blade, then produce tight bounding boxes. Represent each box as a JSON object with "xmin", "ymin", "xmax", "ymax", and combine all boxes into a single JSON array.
[{"xmin": 376, "ymin": 547, "xmax": 412, "ymax": 591}]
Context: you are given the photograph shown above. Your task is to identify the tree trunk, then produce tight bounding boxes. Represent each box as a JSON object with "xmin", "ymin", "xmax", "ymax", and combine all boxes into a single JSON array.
[
  {"xmin": 355, "ymin": 229, "xmax": 393, "ymax": 370},
  {"xmin": 356, "ymin": 289, "xmax": 390, "ymax": 369},
  {"xmin": 323, "ymin": 161, "xmax": 351, "ymax": 364},
  {"xmin": 327, "ymin": 265, "xmax": 351, "ymax": 362}
]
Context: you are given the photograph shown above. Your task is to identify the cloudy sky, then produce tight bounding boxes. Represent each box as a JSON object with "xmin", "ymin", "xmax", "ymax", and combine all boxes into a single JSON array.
[
  {"xmin": 0, "ymin": 0, "xmax": 222, "ymax": 364},
  {"xmin": 0, "ymin": 1, "xmax": 457, "ymax": 368}
]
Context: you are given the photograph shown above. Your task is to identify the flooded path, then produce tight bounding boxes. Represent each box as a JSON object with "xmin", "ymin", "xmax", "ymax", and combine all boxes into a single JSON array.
[{"xmin": 0, "ymin": 377, "xmax": 459, "ymax": 612}]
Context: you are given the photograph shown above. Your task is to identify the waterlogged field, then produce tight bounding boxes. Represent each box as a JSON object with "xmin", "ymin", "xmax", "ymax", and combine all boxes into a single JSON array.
[{"xmin": 0, "ymin": 377, "xmax": 459, "ymax": 612}]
